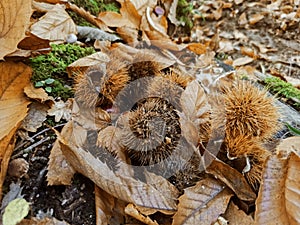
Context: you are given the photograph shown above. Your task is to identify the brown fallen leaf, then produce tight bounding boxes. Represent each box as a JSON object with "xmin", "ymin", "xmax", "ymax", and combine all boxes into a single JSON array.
[
  {"xmin": 20, "ymin": 217, "xmax": 70, "ymax": 225},
  {"xmin": 172, "ymin": 178, "xmax": 233, "ymax": 225},
  {"xmin": 125, "ymin": 203, "xmax": 159, "ymax": 225},
  {"xmin": 249, "ymin": 13, "xmax": 264, "ymax": 25},
  {"xmin": 95, "ymin": 185, "xmax": 115, "ymax": 224},
  {"xmin": 66, "ymin": 2, "xmax": 109, "ymax": 31},
  {"xmin": 98, "ymin": 0, "xmax": 141, "ymax": 29},
  {"xmin": 224, "ymin": 201, "xmax": 254, "ymax": 225},
  {"xmin": 20, "ymin": 102, "xmax": 48, "ymax": 133},
  {"xmin": 24, "ymin": 84, "xmax": 52, "ymax": 103},
  {"xmin": 0, "ymin": 62, "xmax": 31, "ymax": 140},
  {"xmin": 206, "ymin": 159, "xmax": 256, "ymax": 201},
  {"xmin": 0, "ymin": 0, "xmax": 32, "ymax": 59},
  {"xmin": 30, "ymin": 4, "xmax": 77, "ymax": 41},
  {"xmin": 0, "ymin": 126, "xmax": 19, "ymax": 201},
  {"xmin": 180, "ymin": 80, "xmax": 210, "ymax": 127},
  {"xmin": 232, "ymin": 56, "xmax": 254, "ymax": 67},
  {"xmin": 18, "ymin": 33, "xmax": 50, "ymax": 51},
  {"xmin": 67, "ymin": 52, "xmax": 110, "ymax": 76},
  {"xmin": 276, "ymin": 136, "xmax": 300, "ymax": 158},
  {"xmin": 47, "ymin": 139, "xmax": 76, "ymax": 186},
  {"xmin": 58, "ymin": 121, "xmax": 178, "ymax": 211},
  {"xmin": 255, "ymin": 153, "xmax": 300, "ymax": 225}
]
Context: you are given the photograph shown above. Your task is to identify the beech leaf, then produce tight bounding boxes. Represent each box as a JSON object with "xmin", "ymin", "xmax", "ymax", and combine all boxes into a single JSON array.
[
  {"xmin": 0, "ymin": 0, "xmax": 32, "ymax": 59},
  {"xmin": 255, "ymin": 153, "xmax": 300, "ymax": 225},
  {"xmin": 30, "ymin": 4, "xmax": 76, "ymax": 41},
  {"xmin": 58, "ymin": 121, "xmax": 178, "ymax": 211},
  {"xmin": 172, "ymin": 178, "xmax": 232, "ymax": 225},
  {"xmin": 206, "ymin": 159, "xmax": 256, "ymax": 201},
  {"xmin": 180, "ymin": 80, "xmax": 210, "ymax": 126},
  {"xmin": 0, "ymin": 61, "xmax": 31, "ymax": 140}
]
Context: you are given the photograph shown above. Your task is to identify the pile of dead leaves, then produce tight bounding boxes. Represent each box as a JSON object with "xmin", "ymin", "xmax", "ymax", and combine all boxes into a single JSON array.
[{"xmin": 1, "ymin": 0, "xmax": 300, "ymax": 225}]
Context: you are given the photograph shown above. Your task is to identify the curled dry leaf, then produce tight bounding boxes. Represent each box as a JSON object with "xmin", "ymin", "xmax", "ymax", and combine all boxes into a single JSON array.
[
  {"xmin": 255, "ymin": 153, "xmax": 300, "ymax": 225},
  {"xmin": 206, "ymin": 159, "xmax": 256, "ymax": 201},
  {"xmin": 224, "ymin": 201, "xmax": 254, "ymax": 225},
  {"xmin": 58, "ymin": 121, "xmax": 178, "ymax": 211},
  {"xmin": 276, "ymin": 136, "xmax": 300, "ymax": 158},
  {"xmin": 125, "ymin": 203, "xmax": 159, "ymax": 225},
  {"xmin": 18, "ymin": 33, "xmax": 50, "ymax": 51},
  {"xmin": 30, "ymin": 4, "xmax": 77, "ymax": 41},
  {"xmin": 24, "ymin": 84, "xmax": 52, "ymax": 103},
  {"xmin": 99, "ymin": 0, "xmax": 141, "ymax": 29},
  {"xmin": 172, "ymin": 178, "xmax": 233, "ymax": 225},
  {"xmin": 0, "ymin": 0, "xmax": 32, "ymax": 59}
]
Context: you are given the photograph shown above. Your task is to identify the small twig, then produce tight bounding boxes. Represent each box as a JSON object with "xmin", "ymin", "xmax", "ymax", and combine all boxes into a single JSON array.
[
  {"xmin": 12, "ymin": 137, "xmax": 51, "ymax": 160},
  {"xmin": 14, "ymin": 123, "xmax": 66, "ymax": 152}
]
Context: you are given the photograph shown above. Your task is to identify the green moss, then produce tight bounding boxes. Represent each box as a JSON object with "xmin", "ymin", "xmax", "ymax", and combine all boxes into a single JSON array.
[
  {"xmin": 30, "ymin": 43, "xmax": 95, "ymax": 100},
  {"xmin": 176, "ymin": 0, "xmax": 194, "ymax": 34},
  {"xmin": 264, "ymin": 76, "xmax": 300, "ymax": 108}
]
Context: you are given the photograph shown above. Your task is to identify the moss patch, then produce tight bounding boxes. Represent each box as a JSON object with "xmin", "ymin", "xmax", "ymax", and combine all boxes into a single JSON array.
[
  {"xmin": 30, "ymin": 44, "xmax": 95, "ymax": 100},
  {"xmin": 264, "ymin": 76, "xmax": 300, "ymax": 109}
]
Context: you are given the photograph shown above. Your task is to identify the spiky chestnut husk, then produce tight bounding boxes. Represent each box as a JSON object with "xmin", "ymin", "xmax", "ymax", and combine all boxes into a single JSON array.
[
  {"xmin": 119, "ymin": 97, "xmax": 181, "ymax": 166},
  {"xmin": 74, "ymin": 62, "xmax": 130, "ymax": 109},
  {"xmin": 213, "ymin": 81, "xmax": 281, "ymax": 140},
  {"xmin": 147, "ymin": 76, "xmax": 184, "ymax": 110},
  {"xmin": 225, "ymin": 135, "xmax": 270, "ymax": 190},
  {"xmin": 127, "ymin": 53, "xmax": 162, "ymax": 81}
]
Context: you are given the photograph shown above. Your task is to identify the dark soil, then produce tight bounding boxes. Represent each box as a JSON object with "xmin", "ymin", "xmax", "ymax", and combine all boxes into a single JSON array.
[{"xmin": 4, "ymin": 127, "xmax": 96, "ymax": 225}]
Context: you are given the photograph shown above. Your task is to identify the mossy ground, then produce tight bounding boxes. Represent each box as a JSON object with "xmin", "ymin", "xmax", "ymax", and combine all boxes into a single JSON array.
[
  {"xmin": 30, "ymin": 44, "xmax": 95, "ymax": 100},
  {"xmin": 264, "ymin": 76, "xmax": 300, "ymax": 109}
]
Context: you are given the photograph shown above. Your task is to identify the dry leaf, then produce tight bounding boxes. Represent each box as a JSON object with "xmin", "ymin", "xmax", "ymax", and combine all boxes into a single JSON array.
[
  {"xmin": 206, "ymin": 159, "xmax": 256, "ymax": 201},
  {"xmin": 125, "ymin": 203, "xmax": 159, "ymax": 225},
  {"xmin": 0, "ymin": 126, "xmax": 19, "ymax": 201},
  {"xmin": 47, "ymin": 139, "xmax": 75, "ymax": 186},
  {"xmin": 24, "ymin": 84, "xmax": 52, "ymax": 103},
  {"xmin": 255, "ymin": 153, "xmax": 300, "ymax": 225},
  {"xmin": 67, "ymin": 52, "xmax": 110, "ymax": 72},
  {"xmin": 249, "ymin": 13, "xmax": 264, "ymax": 25},
  {"xmin": 276, "ymin": 136, "xmax": 300, "ymax": 158},
  {"xmin": 0, "ymin": 0, "xmax": 32, "ymax": 59},
  {"xmin": 47, "ymin": 99, "xmax": 72, "ymax": 123},
  {"xmin": 172, "ymin": 178, "xmax": 233, "ymax": 225},
  {"xmin": 18, "ymin": 33, "xmax": 50, "ymax": 51},
  {"xmin": 0, "ymin": 62, "xmax": 31, "ymax": 140},
  {"xmin": 95, "ymin": 185, "xmax": 115, "ymax": 224},
  {"xmin": 187, "ymin": 43, "xmax": 208, "ymax": 55},
  {"xmin": 66, "ymin": 2, "xmax": 109, "ymax": 31},
  {"xmin": 30, "ymin": 4, "xmax": 77, "ymax": 41},
  {"xmin": 20, "ymin": 217, "xmax": 70, "ymax": 225},
  {"xmin": 20, "ymin": 102, "xmax": 48, "ymax": 133},
  {"xmin": 99, "ymin": 0, "xmax": 141, "ymax": 29},
  {"xmin": 58, "ymin": 121, "xmax": 178, "ymax": 211},
  {"xmin": 180, "ymin": 80, "xmax": 210, "ymax": 127},
  {"xmin": 224, "ymin": 201, "xmax": 254, "ymax": 225},
  {"xmin": 232, "ymin": 56, "xmax": 254, "ymax": 67}
]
